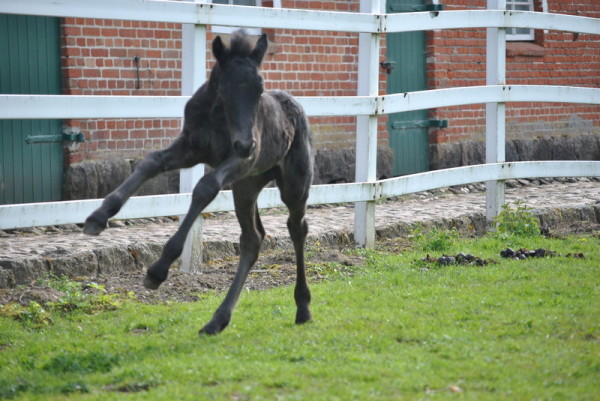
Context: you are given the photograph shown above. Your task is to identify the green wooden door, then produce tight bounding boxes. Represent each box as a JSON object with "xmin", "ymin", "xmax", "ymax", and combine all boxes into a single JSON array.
[
  {"xmin": 386, "ymin": 0, "xmax": 430, "ymax": 176},
  {"xmin": 0, "ymin": 14, "xmax": 63, "ymax": 204}
]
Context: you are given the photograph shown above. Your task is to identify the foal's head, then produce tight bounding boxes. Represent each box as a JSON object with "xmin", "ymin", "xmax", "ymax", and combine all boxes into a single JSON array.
[{"xmin": 212, "ymin": 30, "xmax": 268, "ymax": 159}]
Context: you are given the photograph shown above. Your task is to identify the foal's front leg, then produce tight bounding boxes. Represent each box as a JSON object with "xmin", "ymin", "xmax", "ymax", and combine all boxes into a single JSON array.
[
  {"xmin": 84, "ymin": 137, "xmax": 197, "ymax": 236},
  {"xmin": 143, "ymin": 157, "xmax": 248, "ymax": 290},
  {"xmin": 200, "ymin": 178, "xmax": 267, "ymax": 335}
]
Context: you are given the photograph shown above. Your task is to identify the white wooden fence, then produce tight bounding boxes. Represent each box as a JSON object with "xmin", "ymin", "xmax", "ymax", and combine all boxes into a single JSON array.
[{"xmin": 1, "ymin": 0, "xmax": 599, "ymax": 271}]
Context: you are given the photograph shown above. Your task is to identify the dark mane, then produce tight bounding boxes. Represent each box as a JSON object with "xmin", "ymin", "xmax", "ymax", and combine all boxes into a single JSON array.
[
  {"xmin": 229, "ymin": 29, "xmax": 253, "ymax": 57},
  {"xmin": 208, "ymin": 29, "xmax": 252, "ymax": 86}
]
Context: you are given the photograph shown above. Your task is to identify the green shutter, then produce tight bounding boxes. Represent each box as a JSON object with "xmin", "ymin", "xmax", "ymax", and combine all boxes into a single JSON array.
[
  {"xmin": 0, "ymin": 14, "xmax": 63, "ymax": 204},
  {"xmin": 386, "ymin": 0, "xmax": 430, "ymax": 176}
]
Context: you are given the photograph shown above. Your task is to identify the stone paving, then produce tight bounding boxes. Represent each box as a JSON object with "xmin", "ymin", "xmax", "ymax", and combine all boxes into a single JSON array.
[{"xmin": 1, "ymin": 177, "xmax": 599, "ymax": 287}]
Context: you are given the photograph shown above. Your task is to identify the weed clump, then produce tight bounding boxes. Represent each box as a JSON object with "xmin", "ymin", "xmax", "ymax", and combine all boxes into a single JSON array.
[
  {"xmin": 0, "ymin": 275, "xmax": 135, "ymax": 328},
  {"xmin": 493, "ymin": 201, "xmax": 541, "ymax": 238},
  {"xmin": 410, "ymin": 226, "xmax": 459, "ymax": 252},
  {"xmin": 0, "ymin": 301, "xmax": 53, "ymax": 327}
]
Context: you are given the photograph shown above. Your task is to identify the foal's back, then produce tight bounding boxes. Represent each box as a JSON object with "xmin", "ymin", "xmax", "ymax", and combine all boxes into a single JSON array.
[{"xmin": 228, "ymin": 89, "xmax": 310, "ymax": 177}]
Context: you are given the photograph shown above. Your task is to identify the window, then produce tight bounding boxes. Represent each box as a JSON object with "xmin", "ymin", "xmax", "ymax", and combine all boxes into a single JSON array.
[
  {"xmin": 210, "ymin": 0, "xmax": 262, "ymax": 35},
  {"xmin": 506, "ymin": 0, "xmax": 535, "ymax": 41}
]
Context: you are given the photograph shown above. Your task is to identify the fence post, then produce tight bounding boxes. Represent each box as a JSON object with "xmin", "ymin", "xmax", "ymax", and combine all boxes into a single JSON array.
[
  {"xmin": 179, "ymin": 17, "xmax": 207, "ymax": 272},
  {"xmin": 354, "ymin": 0, "xmax": 383, "ymax": 248},
  {"xmin": 485, "ymin": 0, "xmax": 507, "ymax": 228}
]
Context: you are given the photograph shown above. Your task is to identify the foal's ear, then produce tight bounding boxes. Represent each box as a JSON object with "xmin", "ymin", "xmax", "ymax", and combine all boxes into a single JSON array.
[
  {"xmin": 212, "ymin": 35, "xmax": 229, "ymax": 65},
  {"xmin": 250, "ymin": 33, "xmax": 268, "ymax": 66}
]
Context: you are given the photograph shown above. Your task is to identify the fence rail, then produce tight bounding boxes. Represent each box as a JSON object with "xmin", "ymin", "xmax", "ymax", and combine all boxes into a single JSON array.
[
  {"xmin": 2, "ymin": 161, "xmax": 598, "ymax": 230},
  {"xmin": 1, "ymin": 86, "xmax": 598, "ymax": 120},
  {"xmin": 1, "ymin": 1, "xmax": 599, "ymax": 35},
  {"xmin": 0, "ymin": 0, "xmax": 599, "ymax": 262}
]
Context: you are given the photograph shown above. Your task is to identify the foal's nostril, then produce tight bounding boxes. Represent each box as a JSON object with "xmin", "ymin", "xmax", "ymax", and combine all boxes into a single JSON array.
[{"xmin": 233, "ymin": 140, "xmax": 256, "ymax": 159}]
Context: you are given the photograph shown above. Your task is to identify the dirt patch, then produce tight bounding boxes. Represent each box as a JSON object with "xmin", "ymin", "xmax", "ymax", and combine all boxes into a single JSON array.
[{"xmin": 0, "ymin": 246, "xmax": 369, "ymax": 306}]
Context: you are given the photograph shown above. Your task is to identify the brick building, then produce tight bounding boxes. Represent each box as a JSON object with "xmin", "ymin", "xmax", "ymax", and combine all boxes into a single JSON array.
[
  {"xmin": 426, "ymin": 0, "xmax": 600, "ymax": 171},
  {"xmin": 1, "ymin": 0, "xmax": 598, "ymax": 203}
]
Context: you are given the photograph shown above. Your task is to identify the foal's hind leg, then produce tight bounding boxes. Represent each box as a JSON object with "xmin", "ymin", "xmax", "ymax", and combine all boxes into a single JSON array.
[
  {"xmin": 84, "ymin": 136, "xmax": 199, "ymax": 235},
  {"xmin": 200, "ymin": 177, "xmax": 268, "ymax": 335},
  {"xmin": 287, "ymin": 202, "xmax": 311, "ymax": 324},
  {"xmin": 277, "ymin": 171, "xmax": 312, "ymax": 325}
]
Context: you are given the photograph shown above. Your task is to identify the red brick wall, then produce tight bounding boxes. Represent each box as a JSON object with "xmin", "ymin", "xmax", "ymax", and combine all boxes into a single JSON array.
[
  {"xmin": 261, "ymin": 0, "xmax": 388, "ymax": 148},
  {"xmin": 427, "ymin": 0, "xmax": 600, "ymax": 144},
  {"xmin": 61, "ymin": 0, "xmax": 598, "ymax": 166},
  {"xmin": 262, "ymin": 28, "xmax": 360, "ymax": 148},
  {"xmin": 62, "ymin": 18, "xmax": 184, "ymax": 164},
  {"xmin": 61, "ymin": 0, "xmax": 380, "ymax": 165}
]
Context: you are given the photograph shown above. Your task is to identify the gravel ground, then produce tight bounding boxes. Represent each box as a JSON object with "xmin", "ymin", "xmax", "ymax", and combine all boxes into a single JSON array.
[{"xmin": 2, "ymin": 220, "xmax": 598, "ymax": 308}]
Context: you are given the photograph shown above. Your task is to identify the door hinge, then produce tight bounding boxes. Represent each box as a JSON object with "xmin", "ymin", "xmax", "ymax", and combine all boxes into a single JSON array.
[
  {"xmin": 380, "ymin": 60, "xmax": 397, "ymax": 74},
  {"xmin": 25, "ymin": 132, "xmax": 85, "ymax": 144},
  {"xmin": 391, "ymin": 119, "xmax": 448, "ymax": 130}
]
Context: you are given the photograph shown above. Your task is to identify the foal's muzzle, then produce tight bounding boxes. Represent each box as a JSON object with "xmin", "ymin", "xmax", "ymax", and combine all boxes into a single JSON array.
[{"xmin": 233, "ymin": 139, "xmax": 256, "ymax": 159}]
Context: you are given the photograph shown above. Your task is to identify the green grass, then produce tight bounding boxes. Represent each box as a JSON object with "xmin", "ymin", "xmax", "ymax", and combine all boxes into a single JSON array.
[{"xmin": 1, "ymin": 233, "xmax": 598, "ymax": 400}]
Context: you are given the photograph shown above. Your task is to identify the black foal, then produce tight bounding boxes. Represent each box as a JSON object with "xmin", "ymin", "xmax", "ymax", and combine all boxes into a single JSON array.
[{"xmin": 84, "ymin": 30, "xmax": 313, "ymax": 335}]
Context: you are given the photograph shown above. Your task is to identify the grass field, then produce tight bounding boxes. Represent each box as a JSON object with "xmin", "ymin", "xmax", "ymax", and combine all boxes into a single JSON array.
[{"xmin": 1, "ymin": 231, "xmax": 598, "ymax": 400}]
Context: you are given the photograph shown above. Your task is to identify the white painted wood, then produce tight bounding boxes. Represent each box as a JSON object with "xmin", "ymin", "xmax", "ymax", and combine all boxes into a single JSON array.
[
  {"xmin": 485, "ymin": 0, "xmax": 507, "ymax": 228},
  {"xmin": 379, "ymin": 86, "xmax": 600, "ymax": 114},
  {"xmin": 384, "ymin": 10, "xmax": 600, "ymax": 35},
  {"xmin": 0, "ymin": 95, "xmax": 188, "ymax": 119},
  {"xmin": 193, "ymin": 3, "xmax": 378, "ymax": 33},
  {"xmin": 4, "ymin": 86, "xmax": 597, "ymax": 120},
  {"xmin": 179, "ymin": 20, "xmax": 207, "ymax": 273},
  {"xmin": 0, "ymin": 0, "xmax": 199, "ymax": 23},
  {"xmin": 0, "ymin": 95, "xmax": 375, "ymax": 119},
  {"xmin": 354, "ymin": 0, "xmax": 383, "ymax": 248},
  {"xmin": 2, "ymin": 161, "xmax": 598, "ymax": 230},
  {"xmin": 299, "ymin": 96, "xmax": 377, "ymax": 117},
  {"xmin": 0, "ymin": 0, "xmax": 378, "ymax": 33},
  {"xmin": 3, "ymin": 1, "xmax": 598, "ymax": 35},
  {"xmin": 377, "ymin": 161, "xmax": 600, "ymax": 198},
  {"xmin": 505, "ymin": 10, "xmax": 598, "ymax": 34}
]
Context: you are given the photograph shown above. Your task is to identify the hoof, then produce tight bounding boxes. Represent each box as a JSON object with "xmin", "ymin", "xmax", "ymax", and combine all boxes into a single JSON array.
[
  {"xmin": 295, "ymin": 309, "xmax": 312, "ymax": 325},
  {"xmin": 199, "ymin": 318, "xmax": 229, "ymax": 336},
  {"xmin": 83, "ymin": 214, "xmax": 107, "ymax": 236},
  {"xmin": 143, "ymin": 273, "xmax": 164, "ymax": 290}
]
